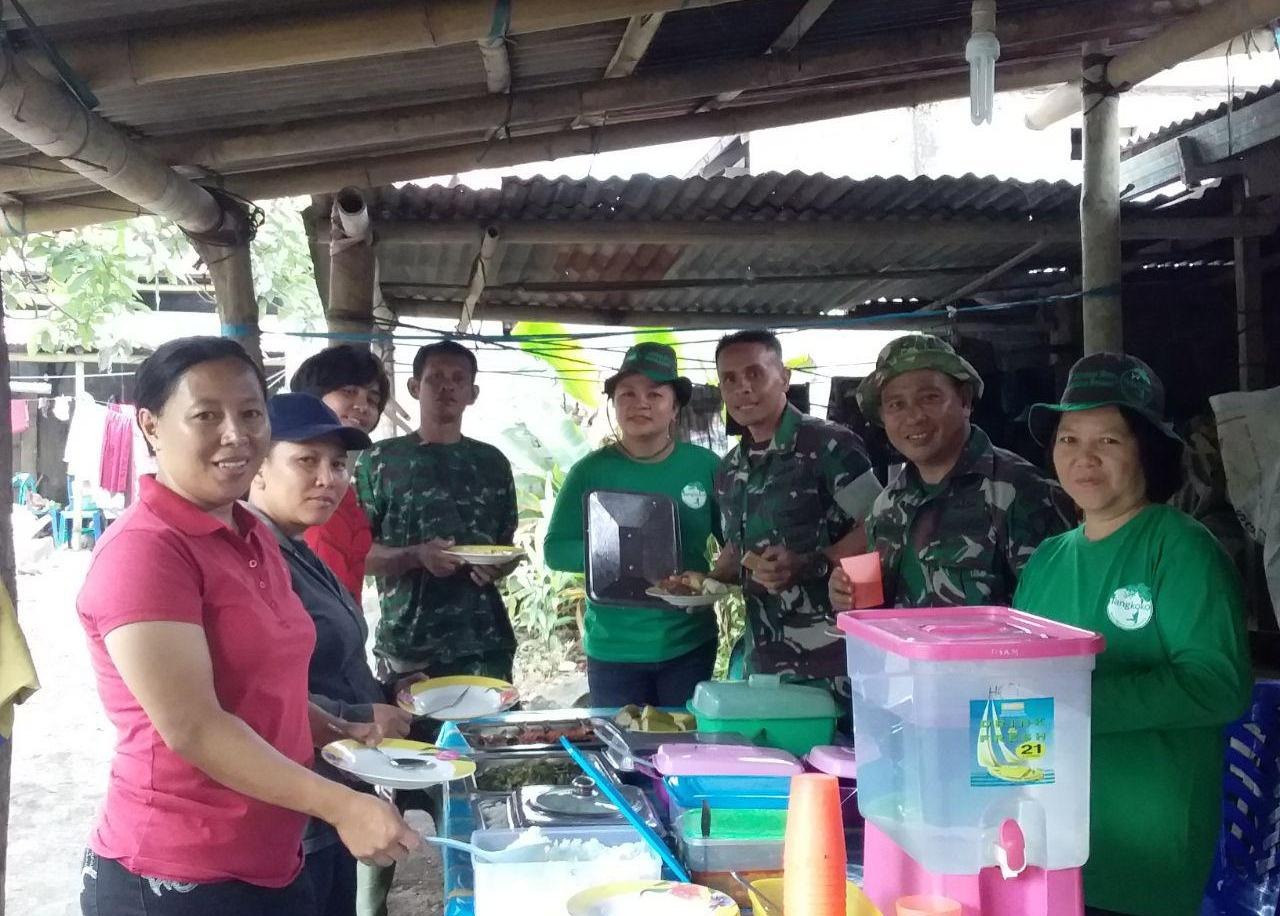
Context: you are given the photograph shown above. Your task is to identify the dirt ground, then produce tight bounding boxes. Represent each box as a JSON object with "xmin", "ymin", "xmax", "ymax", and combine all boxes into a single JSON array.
[{"xmin": 5, "ymin": 550, "xmax": 586, "ymax": 916}]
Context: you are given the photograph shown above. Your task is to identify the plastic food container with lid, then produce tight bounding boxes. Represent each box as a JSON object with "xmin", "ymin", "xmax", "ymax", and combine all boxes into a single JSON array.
[{"xmin": 687, "ymin": 674, "xmax": 839, "ymax": 756}]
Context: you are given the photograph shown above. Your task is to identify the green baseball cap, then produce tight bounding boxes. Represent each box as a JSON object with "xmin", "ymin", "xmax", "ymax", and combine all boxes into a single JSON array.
[
  {"xmin": 604, "ymin": 342, "xmax": 693, "ymax": 406},
  {"xmin": 856, "ymin": 333, "xmax": 984, "ymax": 425},
  {"xmin": 1028, "ymin": 352, "xmax": 1180, "ymax": 446}
]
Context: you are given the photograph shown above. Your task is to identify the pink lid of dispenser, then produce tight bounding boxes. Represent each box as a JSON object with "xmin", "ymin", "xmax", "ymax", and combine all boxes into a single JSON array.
[
  {"xmin": 838, "ymin": 606, "xmax": 1104, "ymax": 662},
  {"xmin": 806, "ymin": 745, "xmax": 857, "ymax": 779},
  {"xmin": 652, "ymin": 743, "xmax": 803, "ymax": 777}
]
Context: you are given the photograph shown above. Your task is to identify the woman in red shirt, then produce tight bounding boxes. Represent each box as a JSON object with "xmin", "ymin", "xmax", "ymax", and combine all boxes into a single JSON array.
[
  {"xmin": 76, "ymin": 337, "xmax": 418, "ymax": 916},
  {"xmin": 290, "ymin": 344, "xmax": 390, "ymax": 601}
]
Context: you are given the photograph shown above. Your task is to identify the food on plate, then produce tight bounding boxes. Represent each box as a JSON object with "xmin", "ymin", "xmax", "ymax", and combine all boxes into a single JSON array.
[
  {"xmin": 741, "ymin": 551, "xmax": 765, "ymax": 572},
  {"xmin": 652, "ymin": 572, "xmax": 728, "ymax": 598}
]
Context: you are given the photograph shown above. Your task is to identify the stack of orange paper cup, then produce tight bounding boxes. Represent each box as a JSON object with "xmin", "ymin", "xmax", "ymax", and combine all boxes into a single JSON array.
[{"xmin": 783, "ymin": 773, "xmax": 847, "ymax": 916}]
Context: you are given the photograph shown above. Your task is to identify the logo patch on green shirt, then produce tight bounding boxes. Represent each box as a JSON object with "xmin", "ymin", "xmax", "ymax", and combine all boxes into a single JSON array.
[
  {"xmin": 1107, "ymin": 584, "xmax": 1154, "ymax": 630},
  {"xmin": 681, "ymin": 481, "xmax": 708, "ymax": 509}
]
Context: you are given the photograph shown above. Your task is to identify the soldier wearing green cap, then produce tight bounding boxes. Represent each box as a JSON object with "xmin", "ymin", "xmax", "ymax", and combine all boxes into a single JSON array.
[
  {"xmin": 544, "ymin": 342, "xmax": 722, "ymax": 706},
  {"xmin": 832, "ymin": 333, "xmax": 1073, "ymax": 610},
  {"xmin": 1014, "ymin": 353, "xmax": 1251, "ymax": 916},
  {"xmin": 699, "ymin": 329, "xmax": 881, "ymax": 681}
]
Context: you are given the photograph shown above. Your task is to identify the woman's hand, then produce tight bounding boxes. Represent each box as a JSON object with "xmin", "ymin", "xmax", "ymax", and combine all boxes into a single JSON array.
[
  {"xmin": 329, "ymin": 790, "xmax": 421, "ymax": 867},
  {"xmin": 370, "ymin": 704, "xmax": 412, "ymax": 740}
]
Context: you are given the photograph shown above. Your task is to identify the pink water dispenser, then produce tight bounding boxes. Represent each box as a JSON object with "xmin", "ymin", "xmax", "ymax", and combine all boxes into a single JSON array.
[{"xmin": 838, "ymin": 607, "xmax": 1104, "ymax": 916}]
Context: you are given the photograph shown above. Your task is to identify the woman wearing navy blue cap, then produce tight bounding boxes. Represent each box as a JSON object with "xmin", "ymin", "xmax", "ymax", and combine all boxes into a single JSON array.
[{"xmin": 247, "ymin": 393, "xmax": 413, "ymax": 916}]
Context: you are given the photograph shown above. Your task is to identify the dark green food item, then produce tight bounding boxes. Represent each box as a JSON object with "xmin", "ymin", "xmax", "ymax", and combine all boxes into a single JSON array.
[{"xmin": 474, "ymin": 758, "xmax": 580, "ymax": 792}]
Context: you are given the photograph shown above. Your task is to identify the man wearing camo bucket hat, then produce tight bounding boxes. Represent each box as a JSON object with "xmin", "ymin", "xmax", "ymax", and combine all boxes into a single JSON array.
[{"xmin": 830, "ymin": 333, "xmax": 1073, "ymax": 610}]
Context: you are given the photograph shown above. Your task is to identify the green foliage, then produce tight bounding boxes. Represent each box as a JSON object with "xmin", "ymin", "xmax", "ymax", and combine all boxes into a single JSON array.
[
  {"xmin": 1, "ymin": 216, "xmax": 196, "ymax": 354},
  {"xmin": 0, "ymin": 197, "xmax": 322, "ymax": 357},
  {"xmin": 512, "ymin": 320, "xmax": 600, "ymax": 408},
  {"xmin": 496, "ymin": 414, "xmax": 591, "ymax": 646},
  {"xmin": 250, "ymin": 198, "xmax": 323, "ymax": 327}
]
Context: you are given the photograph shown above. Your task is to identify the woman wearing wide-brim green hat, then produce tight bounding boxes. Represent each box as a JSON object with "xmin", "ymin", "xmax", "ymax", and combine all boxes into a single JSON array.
[
  {"xmin": 1013, "ymin": 352, "xmax": 1251, "ymax": 916},
  {"xmin": 543, "ymin": 343, "xmax": 722, "ymax": 707}
]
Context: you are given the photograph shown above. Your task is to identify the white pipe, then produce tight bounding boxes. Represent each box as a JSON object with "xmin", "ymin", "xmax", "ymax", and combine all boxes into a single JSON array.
[
  {"xmin": 456, "ymin": 227, "xmax": 501, "ymax": 333},
  {"xmin": 1026, "ymin": 0, "xmax": 1280, "ymax": 129},
  {"xmin": 332, "ymin": 187, "xmax": 371, "ymax": 244}
]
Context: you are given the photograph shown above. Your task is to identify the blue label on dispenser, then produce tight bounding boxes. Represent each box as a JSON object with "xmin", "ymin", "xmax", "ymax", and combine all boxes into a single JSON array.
[{"xmin": 969, "ymin": 696, "xmax": 1054, "ymax": 788}]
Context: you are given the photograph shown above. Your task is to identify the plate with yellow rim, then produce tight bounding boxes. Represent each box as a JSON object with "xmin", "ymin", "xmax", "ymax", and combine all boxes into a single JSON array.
[
  {"xmin": 320, "ymin": 738, "xmax": 475, "ymax": 790},
  {"xmin": 567, "ymin": 881, "xmax": 740, "ymax": 916},
  {"xmin": 397, "ymin": 675, "xmax": 519, "ymax": 720},
  {"xmin": 443, "ymin": 544, "xmax": 526, "ymax": 566}
]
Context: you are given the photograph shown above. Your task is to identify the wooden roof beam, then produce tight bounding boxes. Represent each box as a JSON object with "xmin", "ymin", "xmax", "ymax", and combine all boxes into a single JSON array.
[
  {"xmin": 704, "ymin": 0, "xmax": 837, "ymax": 110},
  {"xmin": 28, "ymin": 0, "xmax": 746, "ymax": 91},
  {"xmin": 572, "ymin": 13, "xmax": 666, "ymax": 128},
  {"xmin": 0, "ymin": 0, "xmax": 1174, "ymax": 199},
  {"xmin": 1026, "ymin": 0, "xmax": 1280, "ymax": 129}
]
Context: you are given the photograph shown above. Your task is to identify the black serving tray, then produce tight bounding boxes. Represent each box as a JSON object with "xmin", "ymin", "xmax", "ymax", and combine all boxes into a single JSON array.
[{"xmin": 584, "ymin": 489, "xmax": 681, "ymax": 608}]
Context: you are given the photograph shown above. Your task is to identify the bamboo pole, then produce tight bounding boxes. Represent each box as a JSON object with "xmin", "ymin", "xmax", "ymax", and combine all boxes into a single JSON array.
[
  {"xmin": 38, "ymin": 0, "xmax": 747, "ymax": 91},
  {"xmin": 0, "ymin": 43, "xmax": 222, "ymax": 233},
  {"xmin": 1026, "ymin": 0, "xmax": 1280, "ymax": 129},
  {"xmin": 325, "ymin": 188, "xmax": 376, "ymax": 344},
  {"xmin": 457, "ymin": 227, "xmax": 501, "ymax": 333},
  {"xmin": 0, "ymin": 278, "xmax": 13, "ymax": 916},
  {"xmin": 1080, "ymin": 46, "xmax": 1123, "ymax": 353},
  {"xmin": 3, "ymin": 0, "xmax": 1170, "ymax": 199}
]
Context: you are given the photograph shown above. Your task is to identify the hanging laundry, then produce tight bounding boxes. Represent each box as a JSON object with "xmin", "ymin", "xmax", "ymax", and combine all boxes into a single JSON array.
[
  {"xmin": 10, "ymin": 399, "xmax": 29, "ymax": 435},
  {"xmin": 63, "ymin": 396, "xmax": 108, "ymax": 484},
  {"xmin": 99, "ymin": 403, "xmax": 135, "ymax": 495}
]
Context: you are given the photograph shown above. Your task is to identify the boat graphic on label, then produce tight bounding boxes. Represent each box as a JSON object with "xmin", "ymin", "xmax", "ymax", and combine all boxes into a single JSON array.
[{"xmin": 970, "ymin": 695, "xmax": 1054, "ymax": 787}]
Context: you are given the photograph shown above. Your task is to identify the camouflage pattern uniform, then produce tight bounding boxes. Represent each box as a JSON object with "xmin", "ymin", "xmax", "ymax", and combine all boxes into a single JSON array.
[
  {"xmin": 866, "ymin": 426, "xmax": 1074, "ymax": 607},
  {"xmin": 716, "ymin": 404, "xmax": 880, "ymax": 679},
  {"xmin": 857, "ymin": 334, "xmax": 1074, "ymax": 608},
  {"xmin": 355, "ymin": 434, "xmax": 518, "ymax": 679},
  {"xmin": 1173, "ymin": 411, "xmax": 1248, "ymax": 575}
]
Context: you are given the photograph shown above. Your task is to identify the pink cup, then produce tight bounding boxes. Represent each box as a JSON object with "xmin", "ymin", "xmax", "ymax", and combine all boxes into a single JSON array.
[{"xmin": 840, "ymin": 552, "xmax": 884, "ymax": 608}]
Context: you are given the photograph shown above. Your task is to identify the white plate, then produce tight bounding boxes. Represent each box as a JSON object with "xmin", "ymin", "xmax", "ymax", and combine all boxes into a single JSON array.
[
  {"xmin": 443, "ymin": 545, "xmax": 526, "ymax": 566},
  {"xmin": 320, "ymin": 739, "xmax": 475, "ymax": 790},
  {"xmin": 398, "ymin": 675, "xmax": 519, "ymax": 720},
  {"xmin": 645, "ymin": 587, "xmax": 720, "ymax": 609}
]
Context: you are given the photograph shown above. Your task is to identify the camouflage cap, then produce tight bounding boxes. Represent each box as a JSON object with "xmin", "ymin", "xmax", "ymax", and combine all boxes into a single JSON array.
[
  {"xmin": 603, "ymin": 342, "xmax": 693, "ymax": 406},
  {"xmin": 856, "ymin": 334, "xmax": 984, "ymax": 425},
  {"xmin": 1028, "ymin": 352, "xmax": 1181, "ymax": 446}
]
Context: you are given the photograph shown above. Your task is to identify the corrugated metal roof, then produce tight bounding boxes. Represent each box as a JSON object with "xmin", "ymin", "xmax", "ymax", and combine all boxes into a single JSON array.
[
  {"xmin": 318, "ymin": 172, "xmax": 1209, "ymax": 324},
  {"xmin": 1124, "ymin": 81, "xmax": 1280, "ymax": 157},
  {"xmin": 357, "ymin": 172, "xmax": 1086, "ymax": 224}
]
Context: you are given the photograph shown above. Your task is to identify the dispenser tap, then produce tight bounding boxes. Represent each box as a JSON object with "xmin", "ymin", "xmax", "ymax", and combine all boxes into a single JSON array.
[{"xmin": 995, "ymin": 818, "xmax": 1027, "ymax": 879}]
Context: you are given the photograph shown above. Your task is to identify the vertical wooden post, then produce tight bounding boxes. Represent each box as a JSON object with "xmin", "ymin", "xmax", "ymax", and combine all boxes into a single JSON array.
[
  {"xmin": 1080, "ymin": 44, "xmax": 1123, "ymax": 354},
  {"xmin": 0, "ymin": 280, "xmax": 18, "ymax": 916},
  {"xmin": 191, "ymin": 197, "xmax": 262, "ymax": 368},
  {"xmin": 325, "ymin": 188, "xmax": 376, "ymax": 346},
  {"xmin": 1233, "ymin": 179, "xmax": 1266, "ymax": 390}
]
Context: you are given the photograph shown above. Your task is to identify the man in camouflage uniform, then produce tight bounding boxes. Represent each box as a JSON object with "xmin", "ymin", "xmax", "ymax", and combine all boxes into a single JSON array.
[
  {"xmin": 833, "ymin": 333, "xmax": 1072, "ymax": 609},
  {"xmin": 709, "ymin": 330, "xmax": 882, "ymax": 679},
  {"xmin": 357, "ymin": 340, "xmax": 519, "ymax": 683}
]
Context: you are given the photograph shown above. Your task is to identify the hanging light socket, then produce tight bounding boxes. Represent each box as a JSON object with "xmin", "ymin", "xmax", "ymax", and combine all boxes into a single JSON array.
[{"xmin": 965, "ymin": 0, "xmax": 1000, "ymax": 125}]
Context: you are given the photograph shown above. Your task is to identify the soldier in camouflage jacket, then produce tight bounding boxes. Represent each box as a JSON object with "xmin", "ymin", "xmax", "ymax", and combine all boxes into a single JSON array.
[
  {"xmin": 708, "ymin": 331, "xmax": 882, "ymax": 679},
  {"xmin": 835, "ymin": 334, "xmax": 1073, "ymax": 609}
]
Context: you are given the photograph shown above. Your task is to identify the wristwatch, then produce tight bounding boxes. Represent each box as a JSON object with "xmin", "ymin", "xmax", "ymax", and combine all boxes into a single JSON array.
[{"xmin": 809, "ymin": 553, "xmax": 832, "ymax": 581}]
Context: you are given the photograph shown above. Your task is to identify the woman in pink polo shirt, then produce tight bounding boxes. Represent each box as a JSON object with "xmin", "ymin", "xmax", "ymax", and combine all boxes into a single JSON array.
[{"xmin": 76, "ymin": 337, "xmax": 419, "ymax": 916}]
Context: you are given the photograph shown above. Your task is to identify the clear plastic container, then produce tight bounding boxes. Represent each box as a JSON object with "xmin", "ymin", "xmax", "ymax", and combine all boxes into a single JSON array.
[
  {"xmin": 674, "ymin": 808, "xmax": 787, "ymax": 907},
  {"xmin": 470, "ymin": 826, "xmax": 662, "ymax": 916},
  {"xmin": 839, "ymin": 607, "xmax": 1103, "ymax": 875}
]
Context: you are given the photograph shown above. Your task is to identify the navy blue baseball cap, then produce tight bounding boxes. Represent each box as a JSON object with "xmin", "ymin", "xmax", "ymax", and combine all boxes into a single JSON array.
[{"xmin": 267, "ymin": 393, "xmax": 373, "ymax": 450}]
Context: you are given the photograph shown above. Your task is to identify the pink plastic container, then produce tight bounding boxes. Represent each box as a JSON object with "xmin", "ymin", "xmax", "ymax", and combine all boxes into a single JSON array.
[
  {"xmin": 805, "ymin": 745, "xmax": 860, "ymax": 826},
  {"xmin": 653, "ymin": 743, "xmax": 802, "ymax": 777}
]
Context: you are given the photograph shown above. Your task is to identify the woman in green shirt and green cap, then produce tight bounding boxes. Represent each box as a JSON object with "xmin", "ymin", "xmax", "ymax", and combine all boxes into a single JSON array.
[
  {"xmin": 544, "ymin": 342, "xmax": 722, "ymax": 707},
  {"xmin": 1013, "ymin": 352, "xmax": 1252, "ymax": 916}
]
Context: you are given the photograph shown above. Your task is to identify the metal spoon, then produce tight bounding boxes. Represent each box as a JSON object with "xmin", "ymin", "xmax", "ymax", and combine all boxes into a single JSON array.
[{"xmin": 730, "ymin": 871, "xmax": 784, "ymax": 916}]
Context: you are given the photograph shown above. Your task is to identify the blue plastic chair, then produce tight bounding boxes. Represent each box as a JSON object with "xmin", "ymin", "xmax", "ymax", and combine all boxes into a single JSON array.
[{"xmin": 1202, "ymin": 679, "xmax": 1280, "ymax": 915}]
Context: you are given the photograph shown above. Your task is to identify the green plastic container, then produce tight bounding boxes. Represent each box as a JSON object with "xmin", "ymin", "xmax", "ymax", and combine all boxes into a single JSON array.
[{"xmin": 688, "ymin": 674, "xmax": 838, "ymax": 756}]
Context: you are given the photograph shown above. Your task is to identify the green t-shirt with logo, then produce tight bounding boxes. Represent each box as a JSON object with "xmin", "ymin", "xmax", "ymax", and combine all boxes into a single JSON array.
[
  {"xmin": 1014, "ymin": 504, "xmax": 1251, "ymax": 916},
  {"xmin": 544, "ymin": 442, "xmax": 721, "ymax": 663}
]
